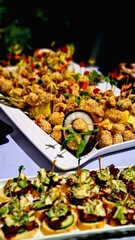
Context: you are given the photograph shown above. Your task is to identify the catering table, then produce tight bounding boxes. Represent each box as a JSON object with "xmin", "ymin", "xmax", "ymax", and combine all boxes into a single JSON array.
[{"xmin": 0, "ymin": 107, "xmax": 135, "ymax": 240}]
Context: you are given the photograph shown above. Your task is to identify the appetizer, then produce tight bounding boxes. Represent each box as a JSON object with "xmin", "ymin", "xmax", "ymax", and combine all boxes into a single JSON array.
[
  {"xmin": 0, "ymin": 164, "xmax": 135, "ymax": 238},
  {"xmin": 65, "ymin": 169, "xmax": 94, "ymax": 187},
  {"xmin": 0, "ymin": 166, "xmax": 33, "ymax": 202},
  {"xmin": 77, "ymin": 198, "xmax": 107, "ymax": 230},
  {"xmin": 41, "ymin": 195, "xmax": 78, "ymax": 235},
  {"xmin": 108, "ymin": 199, "xmax": 135, "ymax": 226},
  {"xmin": 62, "ymin": 110, "xmax": 98, "ymax": 156},
  {"xmin": 31, "ymin": 168, "xmax": 66, "ymax": 198},
  {"xmin": 32, "ymin": 187, "xmax": 62, "ymax": 222},
  {"xmin": 0, "ymin": 196, "xmax": 39, "ymax": 240}
]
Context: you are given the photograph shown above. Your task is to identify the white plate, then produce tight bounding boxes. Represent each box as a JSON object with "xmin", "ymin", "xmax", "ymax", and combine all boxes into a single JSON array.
[
  {"xmin": 0, "ymin": 102, "xmax": 135, "ymax": 171},
  {"xmin": 0, "ymin": 168, "xmax": 135, "ymax": 240}
]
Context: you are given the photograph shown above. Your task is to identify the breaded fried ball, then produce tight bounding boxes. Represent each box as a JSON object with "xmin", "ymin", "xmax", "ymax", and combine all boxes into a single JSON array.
[
  {"xmin": 111, "ymin": 123, "xmax": 125, "ymax": 135},
  {"xmin": 123, "ymin": 130, "xmax": 135, "ymax": 141},
  {"xmin": 72, "ymin": 118, "xmax": 88, "ymax": 133},
  {"xmin": 98, "ymin": 129, "xmax": 113, "ymax": 148}
]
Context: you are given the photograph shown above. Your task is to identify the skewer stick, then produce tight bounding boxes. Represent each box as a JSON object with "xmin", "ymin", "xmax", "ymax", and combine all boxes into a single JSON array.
[
  {"xmin": 78, "ymin": 158, "xmax": 82, "ymax": 185},
  {"xmin": 7, "ymin": 179, "xmax": 12, "ymax": 198},
  {"xmin": 52, "ymin": 160, "xmax": 56, "ymax": 173},
  {"xmin": 98, "ymin": 156, "xmax": 102, "ymax": 171}
]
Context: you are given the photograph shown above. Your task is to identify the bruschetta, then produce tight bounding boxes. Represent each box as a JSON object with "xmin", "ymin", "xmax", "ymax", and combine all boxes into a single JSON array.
[
  {"xmin": 41, "ymin": 195, "xmax": 78, "ymax": 235},
  {"xmin": 0, "ymin": 195, "xmax": 39, "ymax": 239},
  {"xmin": 77, "ymin": 198, "xmax": 107, "ymax": 230},
  {"xmin": 0, "ymin": 166, "xmax": 33, "ymax": 202}
]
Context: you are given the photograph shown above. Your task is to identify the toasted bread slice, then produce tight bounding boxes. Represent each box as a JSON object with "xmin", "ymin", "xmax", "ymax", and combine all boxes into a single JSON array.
[
  {"xmin": 77, "ymin": 217, "xmax": 106, "ymax": 230},
  {"xmin": 41, "ymin": 209, "xmax": 78, "ymax": 235}
]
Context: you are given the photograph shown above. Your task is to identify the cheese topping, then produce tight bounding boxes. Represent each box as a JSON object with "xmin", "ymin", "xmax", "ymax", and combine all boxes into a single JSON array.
[{"xmin": 78, "ymin": 199, "xmax": 106, "ymax": 217}]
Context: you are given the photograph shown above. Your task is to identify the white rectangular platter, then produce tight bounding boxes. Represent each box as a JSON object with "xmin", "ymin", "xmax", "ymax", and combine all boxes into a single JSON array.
[
  {"xmin": 0, "ymin": 103, "xmax": 135, "ymax": 171},
  {"xmin": 0, "ymin": 168, "xmax": 135, "ymax": 240}
]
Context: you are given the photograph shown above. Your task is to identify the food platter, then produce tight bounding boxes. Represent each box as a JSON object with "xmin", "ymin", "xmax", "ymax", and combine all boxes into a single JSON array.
[
  {"xmin": 0, "ymin": 56, "xmax": 135, "ymax": 170},
  {"xmin": 0, "ymin": 166, "xmax": 135, "ymax": 240},
  {"xmin": 1, "ymin": 95, "xmax": 135, "ymax": 171}
]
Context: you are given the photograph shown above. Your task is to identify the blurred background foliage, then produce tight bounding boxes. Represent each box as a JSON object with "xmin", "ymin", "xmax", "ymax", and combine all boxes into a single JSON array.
[
  {"xmin": 0, "ymin": 0, "xmax": 77, "ymax": 63},
  {"xmin": 0, "ymin": 0, "xmax": 135, "ymax": 73},
  {"xmin": 0, "ymin": 0, "xmax": 105, "ymax": 66},
  {"xmin": 0, "ymin": 1, "xmax": 29, "ymax": 55}
]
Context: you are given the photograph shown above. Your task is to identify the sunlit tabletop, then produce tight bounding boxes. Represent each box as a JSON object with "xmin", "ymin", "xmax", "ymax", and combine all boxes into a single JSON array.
[{"xmin": 0, "ymin": 107, "xmax": 135, "ymax": 240}]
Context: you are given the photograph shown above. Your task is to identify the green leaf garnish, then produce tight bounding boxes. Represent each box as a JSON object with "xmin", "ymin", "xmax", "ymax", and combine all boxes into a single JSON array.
[
  {"xmin": 75, "ymin": 96, "xmax": 81, "ymax": 105},
  {"xmin": 76, "ymin": 139, "xmax": 86, "ymax": 158},
  {"xmin": 19, "ymin": 165, "xmax": 25, "ymax": 174},
  {"xmin": 38, "ymin": 78, "xmax": 43, "ymax": 84},
  {"xmin": 61, "ymin": 127, "xmax": 99, "ymax": 159},
  {"xmin": 72, "ymin": 73, "xmax": 80, "ymax": 81},
  {"xmin": 80, "ymin": 90, "xmax": 88, "ymax": 96}
]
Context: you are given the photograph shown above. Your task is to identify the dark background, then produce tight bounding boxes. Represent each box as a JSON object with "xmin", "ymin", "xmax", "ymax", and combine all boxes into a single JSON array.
[{"xmin": 1, "ymin": 1, "xmax": 135, "ymax": 74}]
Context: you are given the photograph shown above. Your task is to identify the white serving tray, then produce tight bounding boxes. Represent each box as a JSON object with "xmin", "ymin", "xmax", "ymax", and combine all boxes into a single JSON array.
[
  {"xmin": 0, "ymin": 103, "xmax": 135, "ymax": 171},
  {"xmin": 0, "ymin": 61, "xmax": 134, "ymax": 170},
  {"xmin": 0, "ymin": 167, "xmax": 135, "ymax": 240}
]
